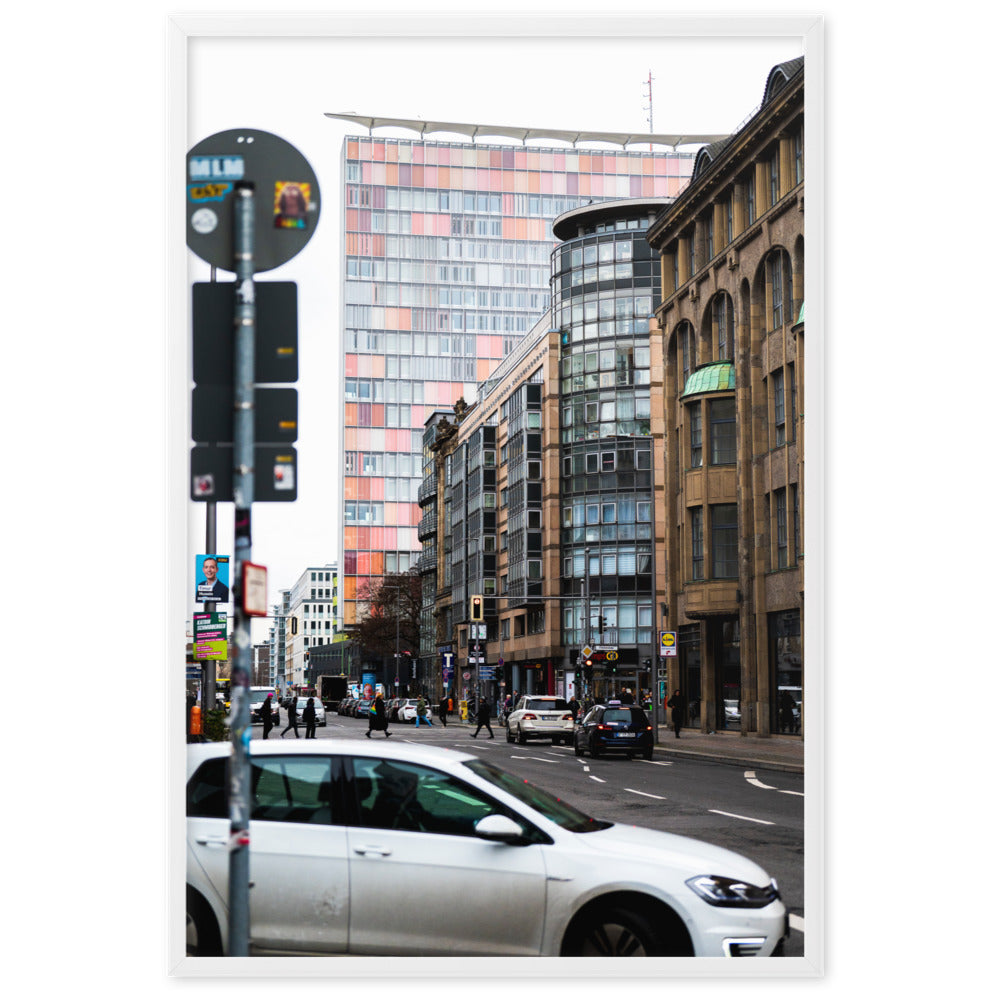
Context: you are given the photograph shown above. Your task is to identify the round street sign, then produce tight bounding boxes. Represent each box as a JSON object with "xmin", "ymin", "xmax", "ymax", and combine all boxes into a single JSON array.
[{"xmin": 187, "ymin": 128, "xmax": 321, "ymax": 273}]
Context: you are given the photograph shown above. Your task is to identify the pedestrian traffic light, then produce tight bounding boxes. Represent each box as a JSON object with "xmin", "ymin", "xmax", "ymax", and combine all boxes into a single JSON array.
[{"xmin": 470, "ymin": 595, "xmax": 484, "ymax": 621}]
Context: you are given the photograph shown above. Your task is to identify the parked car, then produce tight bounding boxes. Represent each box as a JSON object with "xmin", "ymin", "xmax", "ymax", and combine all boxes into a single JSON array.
[
  {"xmin": 506, "ymin": 696, "xmax": 575, "ymax": 746},
  {"xmin": 295, "ymin": 697, "xmax": 326, "ymax": 727},
  {"xmin": 574, "ymin": 700, "xmax": 653, "ymax": 760},
  {"xmin": 354, "ymin": 698, "xmax": 372, "ymax": 719},
  {"xmin": 186, "ymin": 739, "xmax": 787, "ymax": 957},
  {"xmin": 339, "ymin": 698, "xmax": 356, "ymax": 717}
]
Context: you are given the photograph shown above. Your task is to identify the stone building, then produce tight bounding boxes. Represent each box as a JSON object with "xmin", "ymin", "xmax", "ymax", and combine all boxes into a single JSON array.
[{"xmin": 646, "ymin": 57, "xmax": 805, "ymax": 736}]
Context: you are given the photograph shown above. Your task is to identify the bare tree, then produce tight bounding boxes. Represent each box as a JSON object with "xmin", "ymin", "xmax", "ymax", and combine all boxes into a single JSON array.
[{"xmin": 355, "ymin": 571, "xmax": 422, "ymax": 660}]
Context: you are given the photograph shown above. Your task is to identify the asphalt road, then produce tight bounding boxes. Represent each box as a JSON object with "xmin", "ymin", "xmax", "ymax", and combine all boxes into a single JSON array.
[{"xmin": 262, "ymin": 710, "xmax": 805, "ymax": 957}]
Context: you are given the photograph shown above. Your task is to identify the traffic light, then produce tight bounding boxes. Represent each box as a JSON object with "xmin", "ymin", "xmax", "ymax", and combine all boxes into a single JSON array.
[
  {"xmin": 470, "ymin": 595, "xmax": 484, "ymax": 622},
  {"xmin": 598, "ymin": 615, "xmax": 607, "ymax": 634},
  {"xmin": 290, "ymin": 616, "xmax": 298, "ymax": 635}
]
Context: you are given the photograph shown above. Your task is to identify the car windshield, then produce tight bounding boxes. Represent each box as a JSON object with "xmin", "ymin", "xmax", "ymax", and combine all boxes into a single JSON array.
[
  {"xmin": 525, "ymin": 698, "xmax": 569, "ymax": 711},
  {"xmin": 250, "ymin": 692, "xmax": 273, "ymax": 705},
  {"xmin": 603, "ymin": 708, "xmax": 639, "ymax": 724},
  {"xmin": 462, "ymin": 758, "xmax": 612, "ymax": 834}
]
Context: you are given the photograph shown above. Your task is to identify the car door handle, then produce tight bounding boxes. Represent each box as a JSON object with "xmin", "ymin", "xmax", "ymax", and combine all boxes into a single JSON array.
[
  {"xmin": 195, "ymin": 836, "xmax": 228, "ymax": 848},
  {"xmin": 353, "ymin": 846, "xmax": 392, "ymax": 857}
]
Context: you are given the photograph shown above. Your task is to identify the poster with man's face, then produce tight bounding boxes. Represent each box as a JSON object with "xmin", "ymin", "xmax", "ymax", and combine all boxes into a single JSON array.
[{"xmin": 196, "ymin": 553, "xmax": 230, "ymax": 604}]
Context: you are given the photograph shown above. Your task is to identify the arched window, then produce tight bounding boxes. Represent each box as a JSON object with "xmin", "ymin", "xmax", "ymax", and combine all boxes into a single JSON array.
[
  {"xmin": 767, "ymin": 249, "xmax": 793, "ymax": 330},
  {"xmin": 712, "ymin": 293, "xmax": 734, "ymax": 360},
  {"xmin": 676, "ymin": 320, "xmax": 697, "ymax": 390}
]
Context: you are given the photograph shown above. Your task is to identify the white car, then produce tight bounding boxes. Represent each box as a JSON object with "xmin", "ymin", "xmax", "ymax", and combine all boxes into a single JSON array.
[
  {"xmin": 296, "ymin": 698, "xmax": 326, "ymax": 727},
  {"xmin": 506, "ymin": 695, "xmax": 575, "ymax": 746},
  {"xmin": 397, "ymin": 699, "xmax": 421, "ymax": 722},
  {"xmin": 186, "ymin": 740, "xmax": 787, "ymax": 957}
]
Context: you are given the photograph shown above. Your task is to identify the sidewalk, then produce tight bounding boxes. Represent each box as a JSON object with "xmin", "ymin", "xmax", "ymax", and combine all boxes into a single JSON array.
[{"xmin": 653, "ymin": 728, "xmax": 804, "ymax": 774}]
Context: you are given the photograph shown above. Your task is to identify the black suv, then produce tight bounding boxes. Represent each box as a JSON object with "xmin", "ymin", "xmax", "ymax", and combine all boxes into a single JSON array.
[{"xmin": 574, "ymin": 701, "xmax": 653, "ymax": 760}]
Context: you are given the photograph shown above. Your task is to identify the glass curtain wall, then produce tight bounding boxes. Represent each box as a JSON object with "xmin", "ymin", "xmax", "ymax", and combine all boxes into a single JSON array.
[{"xmin": 341, "ymin": 138, "xmax": 694, "ymax": 626}]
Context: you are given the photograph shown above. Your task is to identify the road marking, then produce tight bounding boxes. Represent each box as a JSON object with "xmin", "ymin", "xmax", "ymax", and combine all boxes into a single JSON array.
[
  {"xmin": 638, "ymin": 759, "xmax": 672, "ymax": 766},
  {"xmin": 625, "ymin": 788, "xmax": 665, "ymax": 800},
  {"xmin": 789, "ymin": 914, "xmax": 805, "ymax": 933},
  {"xmin": 709, "ymin": 809, "xmax": 774, "ymax": 826},
  {"xmin": 589, "ymin": 775, "xmax": 606, "ymax": 783},
  {"xmin": 510, "ymin": 755, "xmax": 558, "ymax": 763},
  {"xmin": 745, "ymin": 770, "xmax": 805, "ymax": 796}
]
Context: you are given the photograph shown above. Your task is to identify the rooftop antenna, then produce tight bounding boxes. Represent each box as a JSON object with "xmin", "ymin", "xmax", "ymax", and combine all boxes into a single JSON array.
[{"xmin": 642, "ymin": 70, "xmax": 655, "ymax": 151}]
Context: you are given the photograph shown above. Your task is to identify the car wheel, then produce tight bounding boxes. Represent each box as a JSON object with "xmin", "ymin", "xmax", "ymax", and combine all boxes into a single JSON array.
[
  {"xmin": 627, "ymin": 753, "xmax": 634, "ymax": 760},
  {"xmin": 643, "ymin": 749, "xmax": 653, "ymax": 761},
  {"xmin": 563, "ymin": 906, "xmax": 663, "ymax": 957},
  {"xmin": 517, "ymin": 726, "xmax": 527, "ymax": 746},
  {"xmin": 506, "ymin": 725, "xmax": 515, "ymax": 743},
  {"xmin": 590, "ymin": 739, "xmax": 601, "ymax": 758},
  {"xmin": 186, "ymin": 887, "xmax": 222, "ymax": 957},
  {"xmin": 574, "ymin": 741, "xmax": 583, "ymax": 757}
]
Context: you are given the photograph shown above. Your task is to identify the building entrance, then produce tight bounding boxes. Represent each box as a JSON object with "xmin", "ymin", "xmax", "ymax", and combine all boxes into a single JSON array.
[{"xmin": 712, "ymin": 618, "xmax": 741, "ymax": 731}]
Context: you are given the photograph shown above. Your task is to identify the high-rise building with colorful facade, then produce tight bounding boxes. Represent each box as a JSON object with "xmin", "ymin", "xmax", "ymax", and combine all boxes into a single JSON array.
[{"xmin": 333, "ymin": 117, "xmax": 701, "ymax": 627}]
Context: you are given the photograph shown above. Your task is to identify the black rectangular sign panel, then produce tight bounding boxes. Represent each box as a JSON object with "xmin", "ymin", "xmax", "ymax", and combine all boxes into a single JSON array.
[
  {"xmin": 192, "ymin": 386, "xmax": 298, "ymax": 444},
  {"xmin": 191, "ymin": 445, "xmax": 297, "ymax": 502},
  {"xmin": 193, "ymin": 281, "xmax": 298, "ymax": 384}
]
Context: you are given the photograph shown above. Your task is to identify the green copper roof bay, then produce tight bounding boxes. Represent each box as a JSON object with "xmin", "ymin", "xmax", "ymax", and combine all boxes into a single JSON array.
[{"xmin": 681, "ymin": 361, "xmax": 736, "ymax": 398}]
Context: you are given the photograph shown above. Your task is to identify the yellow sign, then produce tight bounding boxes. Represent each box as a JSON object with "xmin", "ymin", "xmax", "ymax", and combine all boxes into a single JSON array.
[{"xmin": 605, "ymin": 650, "xmax": 619, "ymax": 661}]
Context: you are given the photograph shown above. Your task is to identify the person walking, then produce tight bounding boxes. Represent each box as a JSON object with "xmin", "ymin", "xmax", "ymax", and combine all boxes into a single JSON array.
[
  {"xmin": 281, "ymin": 696, "xmax": 300, "ymax": 738},
  {"xmin": 261, "ymin": 695, "xmax": 274, "ymax": 739},
  {"xmin": 471, "ymin": 695, "xmax": 494, "ymax": 738},
  {"xmin": 667, "ymin": 689, "xmax": 684, "ymax": 739},
  {"xmin": 302, "ymin": 697, "xmax": 317, "ymax": 739},
  {"xmin": 567, "ymin": 694, "xmax": 580, "ymax": 724},
  {"xmin": 415, "ymin": 695, "xmax": 433, "ymax": 727},
  {"xmin": 438, "ymin": 694, "xmax": 449, "ymax": 727},
  {"xmin": 366, "ymin": 692, "xmax": 390, "ymax": 738}
]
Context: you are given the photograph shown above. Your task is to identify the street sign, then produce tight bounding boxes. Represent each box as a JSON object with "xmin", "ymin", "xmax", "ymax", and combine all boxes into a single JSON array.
[
  {"xmin": 187, "ymin": 129, "xmax": 321, "ymax": 273},
  {"xmin": 192, "ymin": 385, "xmax": 298, "ymax": 444},
  {"xmin": 659, "ymin": 631, "xmax": 677, "ymax": 657},
  {"xmin": 192, "ymin": 281, "xmax": 298, "ymax": 385},
  {"xmin": 191, "ymin": 445, "xmax": 297, "ymax": 502},
  {"xmin": 581, "ymin": 645, "xmax": 593, "ymax": 659}
]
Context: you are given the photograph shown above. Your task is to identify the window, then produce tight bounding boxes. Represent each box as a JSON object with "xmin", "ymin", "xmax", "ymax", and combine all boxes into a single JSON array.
[
  {"xmin": 710, "ymin": 398, "xmax": 736, "ymax": 465},
  {"xmin": 774, "ymin": 371, "xmax": 786, "ymax": 447},
  {"xmin": 689, "ymin": 404, "xmax": 703, "ymax": 468},
  {"xmin": 711, "ymin": 504, "xmax": 738, "ymax": 579},
  {"xmin": 768, "ymin": 251, "xmax": 791, "ymax": 329},
  {"xmin": 350, "ymin": 757, "xmax": 523, "ymax": 839},
  {"xmin": 776, "ymin": 488, "xmax": 788, "ymax": 568},
  {"xmin": 746, "ymin": 172, "xmax": 756, "ymax": 224},
  {"xmin": 251, "ymin": 755, "xmax": 339, "ymax": 825},
  {"xmin": 713, "ymin": 293, "xmax": 734, "ymax": 360}
]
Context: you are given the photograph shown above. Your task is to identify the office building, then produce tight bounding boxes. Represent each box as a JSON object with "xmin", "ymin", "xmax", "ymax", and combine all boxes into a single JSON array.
[{"xmin": 333, "ymin": 117, "xmax": 698, "ymax": 627}]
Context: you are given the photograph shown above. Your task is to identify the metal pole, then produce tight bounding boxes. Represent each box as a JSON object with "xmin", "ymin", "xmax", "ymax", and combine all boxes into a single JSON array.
[{"xmin": 227, "ymin": 180, "xmax": 256, "ymax": 957}]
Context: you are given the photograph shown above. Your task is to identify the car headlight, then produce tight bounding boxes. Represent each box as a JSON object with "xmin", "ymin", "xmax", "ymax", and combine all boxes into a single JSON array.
[{"xmin": 685, "ymin": 875, "xmax": 780, "ymax": 908}]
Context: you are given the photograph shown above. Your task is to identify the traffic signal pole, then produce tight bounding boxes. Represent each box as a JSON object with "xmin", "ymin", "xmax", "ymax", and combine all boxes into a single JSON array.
[{"xmin": 227, "ymin": 181, "xmax": 256, "ymax": 957}]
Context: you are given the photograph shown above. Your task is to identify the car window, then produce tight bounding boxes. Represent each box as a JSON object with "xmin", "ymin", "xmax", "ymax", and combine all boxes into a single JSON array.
[
  {"xmin": 187, "ymin": 757, "xmax": 227, "ymax": 818},
  {"xmin": 250, "ymin": 756, "xmax": 341, "ymax": 825},
  {"xmin": 349, "ymin": 756, "xmax": 543, "ymax": 841},
  {"xmin": 525, "ymin": 698, "xmax": 569, "ymax": 711},
  {"xmin": 602, "ymin": 709, "xmax": 633, "ymax": 723},
  {"xmin": 582, "ymin": 707, "xmax": 600, "ymax": 724}
]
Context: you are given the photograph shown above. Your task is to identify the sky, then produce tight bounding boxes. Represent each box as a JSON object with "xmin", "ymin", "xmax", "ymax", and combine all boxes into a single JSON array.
[
  {"xmin": 183, "ymin": 29, "xmax": 805, "ymax": 637},
  {"xmin": 6, "ymin": 3, "xmax": 995, "ymax": 997}
]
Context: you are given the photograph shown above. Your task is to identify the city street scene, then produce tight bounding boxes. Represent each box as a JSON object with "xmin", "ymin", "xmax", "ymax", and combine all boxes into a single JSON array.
[{"xmin": 182, "ymin": 22, "xmax": 814, "ymax": 970}]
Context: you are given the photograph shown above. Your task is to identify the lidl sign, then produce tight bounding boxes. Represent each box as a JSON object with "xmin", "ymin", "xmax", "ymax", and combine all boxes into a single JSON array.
[{"xmin": 659, "ymin": 631, "xmax": 677, "ymax": 657}]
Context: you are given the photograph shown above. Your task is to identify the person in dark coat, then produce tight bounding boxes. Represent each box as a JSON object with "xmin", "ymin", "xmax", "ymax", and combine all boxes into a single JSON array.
[
  {"xmin": 302, "ymin": 697, "xmax": 317, "ymax": 739},
  {"xmin": 367, "ymin": 693, "xmax": 390, "ymax": 738},
  {"xmin": 471, "ymin": 696, "xmax": 494, "ymax": 738},
  {"xmin": 438, "ymin": 695, "xmax": 449, "ymax": 727},
  {"xmin": 567, "ymin": 695, "xmax": 580, "ymax": 723},
  {"xmin": 667, "ymin": 689, "xmax": 684, "ymax": 739},
  {"xmin": 261, "ymin": 695, "xmax": 274, "ymax": 739},
  {"xmin": 281, "ymin": 696, "xmax": 300, "ymax": 738}
]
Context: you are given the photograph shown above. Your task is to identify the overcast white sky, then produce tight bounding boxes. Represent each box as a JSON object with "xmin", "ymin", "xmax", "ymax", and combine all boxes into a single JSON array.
[
  {"xmin": 6, "ymin": 3, "xmax": 995, "ymax": 996},
  {"xmin": 184, "ymin": 30, "xmax": 805, "ymax": 629}
]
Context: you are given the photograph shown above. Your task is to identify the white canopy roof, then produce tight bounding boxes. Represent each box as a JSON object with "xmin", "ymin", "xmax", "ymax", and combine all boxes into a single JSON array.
[{"xmin": 325, "ymin": 113, "xmax": 726, "ymax": 149}]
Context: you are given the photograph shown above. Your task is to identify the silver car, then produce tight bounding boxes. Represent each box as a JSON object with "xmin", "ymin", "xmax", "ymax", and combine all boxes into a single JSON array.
[
  {"xmin": 296, "ymin": 698, "xmax": 326, "ymax": 727},
  {"xmin": 506, "ymin": 695, "xmax": 575, "ymax": 746},
  {"xmin": 186, "ymin": 740, "xmax": 786, "ymax": 957}
]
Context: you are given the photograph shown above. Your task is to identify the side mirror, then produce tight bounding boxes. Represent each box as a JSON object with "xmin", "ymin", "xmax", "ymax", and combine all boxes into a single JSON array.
[{"xmin": 474, "ymin": 814, "xmax": 527, "ymax": 845}]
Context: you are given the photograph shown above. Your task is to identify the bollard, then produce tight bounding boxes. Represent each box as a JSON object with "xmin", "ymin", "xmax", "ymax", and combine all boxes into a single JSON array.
[{"xmin": 190, "ymin": 704, "xmax": 203, "ymax": 736}]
